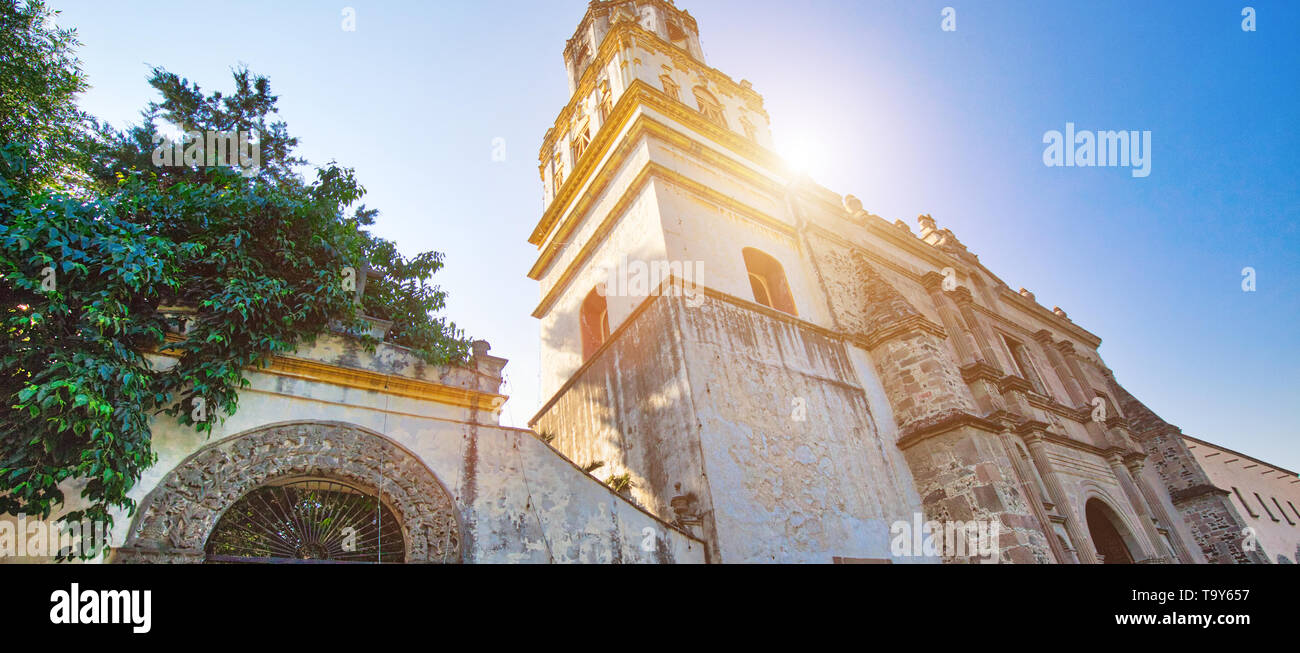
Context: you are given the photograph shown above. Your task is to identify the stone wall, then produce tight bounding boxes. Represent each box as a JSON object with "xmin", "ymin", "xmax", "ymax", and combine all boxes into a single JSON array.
[
  {"xmin": 5, "ymin": 334, "xmax": 705, "ymax": 564},
  {"xmin": 534, "ymin": 288, "xmax": 934, "ymax": 563},
  {"xmin": 1109, "ymin": 378, "xmax": 1267, "ymax": 564}
]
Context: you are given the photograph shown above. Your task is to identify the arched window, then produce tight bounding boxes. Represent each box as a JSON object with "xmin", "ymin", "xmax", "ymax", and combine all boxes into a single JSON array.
[
  {"xmin": 571, "ymin": 119, "xmax": 591, "ymax": 163},
  {"xmin": 206, "ymin": 478, "xmax": 405, "ymax": 563},
  {"xmin": 1001, "ymin": 334, "xmax": 1046, "ymax": 394},
  {"xmin": 660, "ymin": 74, "xmax": 680, "ymax": 102},
  {"xmin": 742, "ymin": 248, "xmax": 797, "ymax": 316},
  {"xmin": 666, "ymin": 20, "xmax": 689, "ymax": 50},
  {"xmin": 581, "ymin": 286, "xmax": 610, "ymax": 360},
  {"xmin": 552, "ymin": 150, "xmax": 564, "ymax": 193},
  {"xmin": 693, "ymin": 87, "xmax": 727, "ymax": 128},
  {"xmin": 598, "ymin": 81, "xmax": 613, "ymax": 123}
]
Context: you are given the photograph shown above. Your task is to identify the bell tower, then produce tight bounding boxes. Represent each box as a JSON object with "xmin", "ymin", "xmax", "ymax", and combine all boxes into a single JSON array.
[
  {"xmin": 526, "ymin": 0, "xmax": 941, "ymax": 563},
  {"xmin": 530, "ymin": 0, "xmax": 784, "ymax": 399}
]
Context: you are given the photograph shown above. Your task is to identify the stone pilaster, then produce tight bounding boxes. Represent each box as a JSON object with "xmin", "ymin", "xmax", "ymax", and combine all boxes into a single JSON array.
[
  {"xmin": 1055, "ymin": 340, "xmax": 1114, "ymax": 448},
  {"xmin": 1033, "ymin": 330, "xmax": 1088, "ymax": 406},
  {"xmin": 921, "ymin": 272, "xmax": 979, "ymax": 366},
  {"xmin": 1127, "ymin": 457, "xmax": 1197, "ymax": 563},
  {"xmin": 1105, "ymin": 452, "xmax": 1169, "ymax": 562},
  {"xmin": 950, "ymin": 287, "xmax": 1004, "ymax": 368},
  {"xmin": 1021, "ymin": 430, "xmax": 1099, "ymax": 564},
  {"xmin": 994, "ymin": 420, "xmax": 1070, "ymax": 564}
]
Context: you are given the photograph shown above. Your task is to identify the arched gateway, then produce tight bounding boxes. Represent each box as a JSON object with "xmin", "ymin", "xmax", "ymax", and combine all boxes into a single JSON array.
[{"xmin": 112, "ymin": 422, "xmax": 461, "ymax": 563}]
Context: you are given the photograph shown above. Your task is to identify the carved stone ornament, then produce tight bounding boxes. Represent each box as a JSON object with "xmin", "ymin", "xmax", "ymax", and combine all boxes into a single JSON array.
[{"xmin": 112, "ymin": 421, "xmax": 461, "ymax": 564}]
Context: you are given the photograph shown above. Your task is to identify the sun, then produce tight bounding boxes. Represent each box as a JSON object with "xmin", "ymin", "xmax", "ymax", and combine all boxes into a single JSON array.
[{"xmin": 775, "ymin": 133, "xmax": 820, "ymax": 178}]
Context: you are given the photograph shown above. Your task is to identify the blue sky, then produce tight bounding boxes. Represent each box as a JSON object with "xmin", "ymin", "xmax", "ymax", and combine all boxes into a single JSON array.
[{"xmin": 49, "ymin": 1, "xmax": 1298, "ymax": 470}]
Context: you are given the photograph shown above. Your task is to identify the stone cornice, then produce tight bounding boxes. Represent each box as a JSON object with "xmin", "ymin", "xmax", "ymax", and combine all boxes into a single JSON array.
[
  {"xmin": 1013, "ymin": 418, "xmax": 1052, "ymax": 435},
  {"xmin": 857, "ymin": 314, "xmax": 948, "ymax": 351},
  {"xmin": 530, "ymin": 275, "xmax": 854, "ymax": 427},
  {"xmin": 1021, "ymin": 426, "xmax": 1113, "ymax": 459},
  {"xmin": 540, "ymin": 20, "xmax": 769, "ymax": 178},
  {"xmin": 1170, "ymin": 483, "xmax": 1230, "ymax": 504},
  {"xmin": 264, "ymin": 356, "xmax": 507, "ymax": 413},
  {"xmin": 984, "ymin": 409, "xmax": 1023, "ymax": 430},
  {"xmin": 532, "ymin": 79, "xmax": 785, "ymax": 249},
  {"xmin": 627, "ymin": 26, "xmax": 767, "ymax": 112},
  {"xmin": 528, "ymin": 154, "xmax": 796, "ymax": 318},
  {"xmin": 149, "ymin": 345, "xmax": 507, "ymax": 413},
  {"xmin": 997, "ymin": 374, "xmax": 1034, "ymax": 395},
  {"xmin": 947, "ymin": 286, "xmax": 977, "ymax": 306},
  {"xmin": 1024, "ymin": 392, "xmax": 1088, "ymax": 422},
  {"xmin": 1121, "ymin": 450, "xmax": 1148, "ymax": 469},
  {"xmin": 997, "ymin": 288, "xmax": 1102, "ymax": 349},
  {"xmin": 960, "ymin": 361, "xmax": 1003, "ymax": 385},
  {"xmin": 896, "ymin": 410, "xmax": 1004, "ymax": 451}
]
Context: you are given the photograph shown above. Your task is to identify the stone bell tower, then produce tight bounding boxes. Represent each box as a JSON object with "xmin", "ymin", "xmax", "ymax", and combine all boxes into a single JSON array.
[
  {"xmin": 526, "ymin": 0, "xmax": 1207, "ymax": 565},
  {"xmin": 525, "ymin": 0, "xmax": 937, "ymax": 563}
]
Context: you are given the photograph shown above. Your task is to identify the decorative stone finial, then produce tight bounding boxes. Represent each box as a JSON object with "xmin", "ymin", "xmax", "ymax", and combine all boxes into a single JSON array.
[
  {"xmin": 1019, "ymin": 288, "xmax": 1035, "ymax": 301},
  {"xmin": 843, "ymin": 194, "xmax": 864, "ymax": 215},
  {"xmin": 471, "ymin": 340, "xmax": 492, "ymax": 359},
  {"xmin": 916, "ymin": 214, "xmax": 938, "ymax": 241},
  {"xmin": 1053, "ymin": 307, "xmax": 1069, "ymax": 319}
]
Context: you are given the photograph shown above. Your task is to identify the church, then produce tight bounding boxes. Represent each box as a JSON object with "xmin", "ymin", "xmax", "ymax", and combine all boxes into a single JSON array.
[{"xmin": 14, "ymin": 0, "xmax": 1295, "ymax": 565}]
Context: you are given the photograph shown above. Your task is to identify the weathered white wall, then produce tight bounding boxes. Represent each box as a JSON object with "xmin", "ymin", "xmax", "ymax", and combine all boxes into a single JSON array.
[{"xmin": 3, "ymin": 334, "xmax": 704, "ymax": 564}]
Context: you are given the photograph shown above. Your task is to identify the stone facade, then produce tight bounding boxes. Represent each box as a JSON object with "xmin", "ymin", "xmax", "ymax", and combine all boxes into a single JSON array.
[{"xmin": 524, "ymin": 0, "xmax": 1279, "ymax": 563}]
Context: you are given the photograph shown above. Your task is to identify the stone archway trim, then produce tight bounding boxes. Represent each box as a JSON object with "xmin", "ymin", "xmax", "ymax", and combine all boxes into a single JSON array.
[
  {"xmin": 111, "ymin": 421, "xmax": 462, "ymax": 564},
  {"xmin": 1078, "ymin": 485, "xmax": 1150, "ymax": 561}
]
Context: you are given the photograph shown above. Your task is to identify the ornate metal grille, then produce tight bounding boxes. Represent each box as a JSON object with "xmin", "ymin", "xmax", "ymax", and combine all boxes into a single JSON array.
[{"xmin": 205, "ymin": 479, "xmax": 405, "ymax": 563}]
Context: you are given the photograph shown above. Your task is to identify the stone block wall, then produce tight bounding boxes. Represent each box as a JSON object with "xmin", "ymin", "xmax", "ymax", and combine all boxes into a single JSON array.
[{"xmin": 534, "ymin": 288, "xmax": 934, "ymax": 563}]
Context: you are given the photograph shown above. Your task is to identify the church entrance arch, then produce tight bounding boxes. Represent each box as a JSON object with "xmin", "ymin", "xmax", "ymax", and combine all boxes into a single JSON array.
[{"xmin": 1085, "ymin": 498, "xmax": 1136, "ymax": 564}]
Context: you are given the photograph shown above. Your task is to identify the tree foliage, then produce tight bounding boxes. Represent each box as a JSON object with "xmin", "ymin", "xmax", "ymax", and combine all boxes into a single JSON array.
[
  {"xmin": 0, "ymin": 1, "xmax": 471, "ymax": 551},
  {"xmin": 0, "ymin": 0, "xmax": 86, "ymax": 191}
]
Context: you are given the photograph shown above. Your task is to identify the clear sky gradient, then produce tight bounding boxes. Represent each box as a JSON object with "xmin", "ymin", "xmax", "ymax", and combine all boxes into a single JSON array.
[{"xmin": 49, "ymin": 1, "xmax": 1298, "ymax": 470}]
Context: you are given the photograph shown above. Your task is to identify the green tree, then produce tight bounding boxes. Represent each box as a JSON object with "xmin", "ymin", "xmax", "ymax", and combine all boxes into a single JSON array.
[
  {"xmin": 0, "ymin": 0, "xmax": 87, "ymax": 191},
  {"xmin": 1, "ymin": 6, "xmax": 470, "ymax": 556}
]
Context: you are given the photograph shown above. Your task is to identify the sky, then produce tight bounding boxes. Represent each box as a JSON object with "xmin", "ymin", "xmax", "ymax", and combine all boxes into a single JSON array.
[{"xmin": 47, "ymin": 0, "xmax": 1298, "ymax": 471}]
